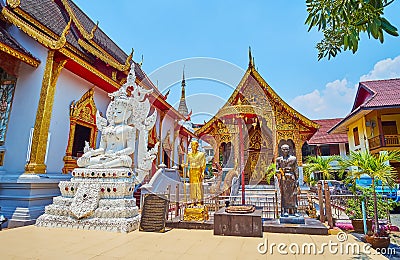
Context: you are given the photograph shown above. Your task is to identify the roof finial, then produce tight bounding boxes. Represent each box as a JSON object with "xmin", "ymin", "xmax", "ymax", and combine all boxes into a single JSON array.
[
  {"xmin": 182, "ymin": 65, "xmax": 186, "ymax": 84},
  {"xmin": 178, "ymin": 65, "xmax": 189, "ymax": 117},
  {"xmin": 249, "ymin": 46, "xmax": 254, "ymax": 68},
  {"xmin": 139, "ymin": 54, "xmax": 144, "ymax": 67}
]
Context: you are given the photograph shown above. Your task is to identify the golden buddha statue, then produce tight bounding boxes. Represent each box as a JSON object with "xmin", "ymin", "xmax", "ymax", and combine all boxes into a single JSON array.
[{"xmin": 183, "ymin": 140, "xmax": 206, "ymax": 203}]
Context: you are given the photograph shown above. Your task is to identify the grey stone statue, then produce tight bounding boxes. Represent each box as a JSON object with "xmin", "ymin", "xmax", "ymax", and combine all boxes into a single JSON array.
[{"xmin": 276, "ymin": 144, "xmax": 299, "ymax": 215}]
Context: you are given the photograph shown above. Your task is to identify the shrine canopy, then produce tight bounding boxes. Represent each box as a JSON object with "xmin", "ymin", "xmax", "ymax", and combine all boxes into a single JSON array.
[{"xmin": 195, "ymin": 50, "xmax": 318, "ymax": 183}]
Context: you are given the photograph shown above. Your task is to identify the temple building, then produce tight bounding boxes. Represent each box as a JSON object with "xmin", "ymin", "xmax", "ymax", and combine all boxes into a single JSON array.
[
  {"xmin": 0, "ymin": 0, "xmax": 191, "ymax": 227},
  {"xmin": 195, "ymin": 50, "xmax": 319, "ymax": 184}
]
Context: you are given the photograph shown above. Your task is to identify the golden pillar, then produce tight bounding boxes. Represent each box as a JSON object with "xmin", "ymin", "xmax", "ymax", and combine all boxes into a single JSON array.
[
  {"xmin": 25, "ymin": 50, "xmax": 67, "ymax": 173},
  {"xmin": 172, "ymin": 121, "xmax": 179, "ymax": 166},
  {"xmin": 157, "ymin": 111, "xmax": 166, "ymax": 164},
  {"xmin": 215, "ymin": 134, "xmax": 220, "ymax": 163}
]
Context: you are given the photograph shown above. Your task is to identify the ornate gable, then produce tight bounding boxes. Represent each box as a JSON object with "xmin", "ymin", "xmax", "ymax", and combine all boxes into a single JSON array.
[{"xmin": 196, "ymin": 53, "xmax": 319, "ymax": 165}]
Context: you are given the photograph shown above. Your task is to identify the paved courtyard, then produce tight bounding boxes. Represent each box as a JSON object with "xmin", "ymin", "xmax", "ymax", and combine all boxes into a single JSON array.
[{"xmin": 0, "ymin": 225, "xmax": 390, "ymax": 259}]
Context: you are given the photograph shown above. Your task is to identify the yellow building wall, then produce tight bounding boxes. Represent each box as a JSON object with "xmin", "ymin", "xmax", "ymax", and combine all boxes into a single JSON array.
[
  {"xmin": 347, "ymin": 117, "xmax": 369, "ymax": 152},
  {"xmin": 350, "ymin": 111, "xmax": 400, "ymax": 153}
]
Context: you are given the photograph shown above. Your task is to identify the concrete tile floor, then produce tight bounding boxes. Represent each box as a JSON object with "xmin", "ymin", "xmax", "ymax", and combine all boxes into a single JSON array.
[{"xmin": 0, "ymin": 226, "xmax": 388, "ymax": 259}]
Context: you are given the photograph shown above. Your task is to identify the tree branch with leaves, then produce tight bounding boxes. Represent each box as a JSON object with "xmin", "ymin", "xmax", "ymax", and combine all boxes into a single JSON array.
[{"xmin": 306, "ymin": 0, "xmax": 398, "ymax": 60}]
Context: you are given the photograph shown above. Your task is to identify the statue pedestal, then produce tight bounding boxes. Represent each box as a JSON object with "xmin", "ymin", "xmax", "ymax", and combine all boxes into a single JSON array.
[
  {"xmin": 214, "ymin": 207, "xmax": 262, "ymax": 237},
  {"xmin": 279, "ymin": 215, "xmax": 305, "ymax": 224},
  {"xmin": 183, "ymin": 205, "xmax": 209, "ymax": 222},
  {"xmin": 36, "ymin": 168, "xmax": 140, "ymax": 233}
]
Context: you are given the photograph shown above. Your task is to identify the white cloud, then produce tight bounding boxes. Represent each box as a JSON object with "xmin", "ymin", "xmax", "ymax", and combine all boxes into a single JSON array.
[
  {"xmin": 290, "ymin": 79, "xmax": 357, "ymax": 119},
  {"xmin": 360, "ymin": 56, "xmax": 400, "ymax": 81},
  {"xmin": 290, "ymin": 55, "xmax": 400, "ymax": 120}
]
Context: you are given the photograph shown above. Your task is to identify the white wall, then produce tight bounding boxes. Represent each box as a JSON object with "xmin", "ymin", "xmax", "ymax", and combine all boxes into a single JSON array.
[
  {"xmin": 46, "ymin": 69, "xmax": 109, "ymax": 174},
  {"xmin": 2, "ymin": 25, "xmax": 48, "ymax": 174}
]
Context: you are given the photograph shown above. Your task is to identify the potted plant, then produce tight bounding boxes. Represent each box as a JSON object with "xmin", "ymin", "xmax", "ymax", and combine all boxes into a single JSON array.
[
  {"xmin": 344, "ymin": 187, "xmax": 375, "ymax": 233},
  {"xmin": 340, "ymin": 150, "xmax": 400, "ymax": 249}
]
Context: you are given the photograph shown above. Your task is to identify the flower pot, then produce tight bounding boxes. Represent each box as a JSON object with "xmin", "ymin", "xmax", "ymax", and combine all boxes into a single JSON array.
[
  {"xmin": 351, "ymin": 219, "xmax": 372, "ymax": 233},
  {"xmin": 365, "ymin": 235, "xmax": 390, "ymax": 249}
]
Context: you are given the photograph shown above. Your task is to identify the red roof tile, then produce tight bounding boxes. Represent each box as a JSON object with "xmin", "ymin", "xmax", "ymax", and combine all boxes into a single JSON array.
[
  {"xmin": 309, "ymin": 118, "xmax": 348, "ymax": 145},
  {"xmin": 329, "ymin": 78, "xmax": 400, "ymax": 134},
  {"xmin": 359, "ymin": 78, "xmax": 400, "ymax": 109}
]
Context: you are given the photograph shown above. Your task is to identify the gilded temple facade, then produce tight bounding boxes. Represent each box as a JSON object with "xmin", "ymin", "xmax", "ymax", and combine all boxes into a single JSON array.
[{"xmin": 195, "ymin": 51, "xmax": 319, "ymax": 184}]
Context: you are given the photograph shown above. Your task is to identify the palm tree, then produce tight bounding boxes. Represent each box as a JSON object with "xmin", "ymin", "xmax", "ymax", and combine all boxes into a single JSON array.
[
  {"xmin": 340, "ymin": 150, "xmax": 400, "ymax": 235},
  {"xmin": 303, "ymin": 155, "xmax": 341, "ymax": 181}
]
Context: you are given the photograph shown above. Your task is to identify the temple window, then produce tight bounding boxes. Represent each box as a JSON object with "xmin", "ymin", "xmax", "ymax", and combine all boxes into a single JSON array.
[
  {"xmin": 382, "ymin": 121, "xmax": 397, "ymax": 135},
  {"xmin": 62, "ymin": 88, "xmax": 98, "ymax": 173},
  {"xmin": 0, "ymin": 68, "xmax": 16, "ymax": 146},
  {"xmin": 353, "ymin": 127, "xmax": 360, "ymax": 146},
  {"xmin": 71, "ymin": 124, "xmax": 91, "ymax": 157},
  {"xmin": 0, "ymin": 68, "xmax": 17, "ymax": 166}
]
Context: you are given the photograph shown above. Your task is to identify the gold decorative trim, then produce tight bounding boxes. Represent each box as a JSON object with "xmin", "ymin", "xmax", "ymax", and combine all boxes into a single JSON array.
[
  {"xmin": 60, "ymin": 0, "xmax": 93, "ymax": 40},
  {"xmin": 25, "ymin": 51, "xmax": 66, "ymax": 173},
  {"xmin": 63, "ymin": 88, "xmax": 98, "ymax": 173},
  {"xmin": 196, "ymin": 66, "xmax": 319, "ymax": 136},
  {"xmin": 250, "ymin": 67, "xmax": 319, "ymax": 130},
  {"xmin": 1, "ymin": 8, "xmax": 69, "ymax": 50},
  {"xmin": 3, "ymin": 7, "xmax": 120, "ymax": 89},
  {"xmin": 78, "ymin": 39, "xmax": 132, "ymax": 71},
  {"xmin": 111, "ymin": 70, "xmax": 117, "ymax": 81},
  {"xmin": 6, "ymin": 0, "xmax": 20, "ymax": 8},
  {"xmin": 0, "ymin": 41, "xmax": 39, "ymax": 67},
  {"xmin": 61, "ymin": 0, "xmax": 132, "ymax": 71},
  {"xmin": 59, "ymin": 48, "xmax": 120, "ymax": 89},
  {"xmin": 12, "ymin": 7, "xmax": 86, "ymax": 59},
  {"xmin": 49, "ymin": 18, "xmax": 71, "ymax": 50},
  {"xmin": 88, "ymin": 21, "xmax": 98, "ymax": 40}
]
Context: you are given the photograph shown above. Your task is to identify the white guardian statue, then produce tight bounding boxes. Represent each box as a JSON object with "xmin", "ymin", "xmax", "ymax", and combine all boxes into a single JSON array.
[
  {"xmin": 36, "ymin": 62, "xmax": 159, "ymax": 233},
  {"xmin": 77, "ymin": 62, "xmax": 159, "ymax": 182}
]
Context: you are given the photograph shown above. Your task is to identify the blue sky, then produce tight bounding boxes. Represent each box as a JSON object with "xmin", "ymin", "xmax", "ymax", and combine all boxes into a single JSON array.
[{"xmin": 74, "ymin": 0, "xmax": 400, "ymax": 122}]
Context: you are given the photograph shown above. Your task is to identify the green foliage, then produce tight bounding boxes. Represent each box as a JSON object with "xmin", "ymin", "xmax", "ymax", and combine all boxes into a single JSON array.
[
  {"xmin": 345, "ymin": 186, "xmax": 396, "ymax": 219},
  {"xmin": 303, "ymin": 155, "xmax": 341, "ymax": 180},
  {"xmin": 264, "ymin": 162, "xmax": 277, "ymax": 184},
  {"xmin": 340, "ymin": 150, "xmax": 400, "ymax": 188},
  {"xmin": 305, "ymin": 0, "xmax": 399, "ymax": 60}
]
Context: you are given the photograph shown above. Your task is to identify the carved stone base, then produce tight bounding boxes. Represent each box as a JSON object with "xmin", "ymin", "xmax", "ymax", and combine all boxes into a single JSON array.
[
  {"xmin": 36, "ymin": 214, "xmax": 140, "ymax": 233},
  {"xmin": 35, "ymin": 168, "xmax": 140, "ymax": 233}
]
